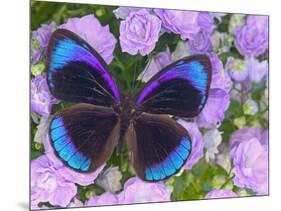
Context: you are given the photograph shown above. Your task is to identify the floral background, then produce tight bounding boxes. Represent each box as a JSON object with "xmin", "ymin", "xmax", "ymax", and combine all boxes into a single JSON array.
[{"xmin": 30, "ymin": 1, "xmax": 269, "ymax": 210}]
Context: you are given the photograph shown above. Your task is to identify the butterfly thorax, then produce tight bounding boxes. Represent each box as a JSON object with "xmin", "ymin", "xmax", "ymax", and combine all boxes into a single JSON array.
[{"xmin": 115, "ymin": 95, "xmax": 140, "ymax": 146}]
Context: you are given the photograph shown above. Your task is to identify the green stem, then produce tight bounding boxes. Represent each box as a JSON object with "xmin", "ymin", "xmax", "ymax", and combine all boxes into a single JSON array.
[{"xmin": 220, "ymin": 175, "xmax": 235, "ymax": 189}]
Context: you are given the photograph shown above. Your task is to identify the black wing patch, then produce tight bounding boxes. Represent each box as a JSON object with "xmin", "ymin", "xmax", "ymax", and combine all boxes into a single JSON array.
[
  {"xmin": 126, "ymin": 113, "xmax": 192, "ymax": 182},
  {"xmin": 49, "ymin": 103, "xmax": 120, "ymax": 172}
]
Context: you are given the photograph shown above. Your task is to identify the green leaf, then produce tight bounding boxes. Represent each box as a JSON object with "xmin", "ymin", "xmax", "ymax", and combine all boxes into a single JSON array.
[
  {"xmin": 31, "ymin": 63, "xmax": 45, "ymax": 76},
  {"xmin": 171, "ymin": 159, "xmax": 229, "ymax": 201}
]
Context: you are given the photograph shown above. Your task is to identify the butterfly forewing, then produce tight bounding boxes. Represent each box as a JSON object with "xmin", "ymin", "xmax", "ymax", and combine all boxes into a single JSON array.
[
  {"xmin": 135, "ymin": 55, "xmax": 212, "ymax": 117},
  {"xmin": 46, "ymin": 29, "xmax": 120, "ymax": 107},
  {"xmin": 49, "ymin": 103, "xmax": 120, "ymax": 172},
  {"xmin": 126, "ymin": 113, "xmax": 192, "ymax": 182}
]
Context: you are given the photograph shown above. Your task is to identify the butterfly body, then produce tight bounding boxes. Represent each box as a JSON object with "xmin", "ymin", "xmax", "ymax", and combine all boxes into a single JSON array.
[{"xmin": 46, "ymin": 29, "xmax": 211, "ymax": 182}]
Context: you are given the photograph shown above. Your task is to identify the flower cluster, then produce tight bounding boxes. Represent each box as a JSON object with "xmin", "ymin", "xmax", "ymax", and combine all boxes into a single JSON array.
[{"xmin": 31, "ymin": 3, "xmax": 269, "ymax": 210}]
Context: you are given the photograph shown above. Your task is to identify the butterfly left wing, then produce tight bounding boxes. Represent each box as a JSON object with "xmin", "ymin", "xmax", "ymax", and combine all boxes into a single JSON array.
[
  {"xmin": 135, "ymin": 55, "xmax": 212, "ymax": 117},
  {"xmin": 46, "ymin": 29, "xmax": 120, "ymax": 107},
  {"xmin": 126, "ymin": 112, "xmax": 192, "ymax": 182},
  {"xmin": 49, "ymin": 103, "xmax": 120, "ymax": 172}
]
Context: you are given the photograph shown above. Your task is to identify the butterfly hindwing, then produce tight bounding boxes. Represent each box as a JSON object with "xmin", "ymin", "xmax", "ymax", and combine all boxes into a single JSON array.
[
  {"xmin": 49, "ymin": 103, "xmax": 120, "ymax": 172},
  {"xmin": 46, "ymin": 29, "xmax": 120, "ymax": 107},
  {"xmin": 136, "ymin": 55, "xmax": 212, "ymax": 117},
  {"xmin": 126, "ymin": 113, "xmax": 192, "ymax": 182}
]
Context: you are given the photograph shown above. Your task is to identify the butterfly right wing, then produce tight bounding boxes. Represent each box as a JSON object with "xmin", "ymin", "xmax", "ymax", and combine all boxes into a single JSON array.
[
  {"xmin": 126, "ymin": 112, "xmax": 192, "ymax": 182},
  {"xmin": 135, "ymin": 55, "xmax": 211, "ymax": 117},
  {"xmin": 49, "ymin": 103, "xmax": 120, "ymax": 172}
]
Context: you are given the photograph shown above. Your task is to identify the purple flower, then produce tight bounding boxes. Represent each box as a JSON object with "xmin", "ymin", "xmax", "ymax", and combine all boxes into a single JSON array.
[
  {"xmin": 31, "ymin": 155, "xmax": 77, "ymax": 207},
  {"xmin": 247, "ymin": 57, "xmax": 268, "ymax": 83},
  {"xmin": 154, "ymin": 9, "xmax": 200, "ymax": 40},
  {"xmin": 118, "ymin": 177, "xmax": 171, "ymax": 203},
  {"xmin": 234, "ymin": 15, "xmax": 268, "ymax": 57},
  {"xmin": 138, "ymin": 48, "xmax": 172, "ymax": 82},
  {"xmin": 119, "ymin": 9, "xmax": 161, "ymax": 56},
  {"xmin": 31, "ymin": 49, "xmax": 41, "ymax": 65},
  {"xmin": 188, "ymin": 30, "xmax": 211, "ymax": 53},
  {"xmin": 226, "ymin": 57, "xmax": 248, "ymax": 82},
  {"xmin": 96, "ymin": 167, "xmax": 122, "ymax": 193},
  {"xmin": 177, "ymin": 120, "xmax": 204, "ymax": 170},
  {"xmin": 85, "ymin": 192, "xmax": 118, "ymax": 206},
  {"xmin": 197, "ymin": 89, "xmax": 230, "ymax": 128},
  {"xmin": 198, "ymin": 12, "xmax": 215, "ymax": 33},
  {"xmin": 68, "ymin": 198, "xmax": 83, "ymax": 208},
  {"xmin": 34, "ymin": 117, "xmax": 50, "ymax": 144},
  {"xmin": 226, "ymin": 56, "xmax": 268, "ymax": 83},
  {"xmin": 31, "ymin": 74, "xmax": 59, "ymax": 117},
  {"xmin": 205, "ymin": 189, "xmax": 237, "ymax": 199},
  {"xmin": 209, "ymin": 53, "xmax": 233, "ymax": 92},
  {"xmin": 60, "ymin": 15, "xmax": 117, "ymax": 64},
  {"xmin": 230, "ymin": 128, "xmax": 268, "ymax": 194},
  {"xmin": 113, "ymin": 7, "xmax": 144, "ymax": 19},
  {"xmin": 43, "ymin": 134, "xmax": 105, "ymax": 186},
  {"xmin": 203, "ymin": 128, "xmax": 223, "ymax": 162},
  {"xmin": 31, "ymin": 21, "xmax": 56, "ymax": 64},
  {"xmin": 197, "ymin": 53, "xmax": 231, "ymax": 128}
]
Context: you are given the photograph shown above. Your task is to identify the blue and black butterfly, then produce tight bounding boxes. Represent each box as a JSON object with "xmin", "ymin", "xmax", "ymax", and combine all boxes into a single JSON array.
[{"xmin": 46, "ymin": 29, "xmax": 212, "ymax": 182}]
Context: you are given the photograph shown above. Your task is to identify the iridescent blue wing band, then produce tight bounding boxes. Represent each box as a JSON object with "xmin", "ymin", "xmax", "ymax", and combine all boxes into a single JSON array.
[
  {"xmin": 135, "ymin": 55, "xmax": 212, "ymax": 117},
  {"xmin": 49, "ymin": 103, "xmax": 120, "ymax": 172},
  {"xmin": 126, "ymin": 113, "xmax": 192, "ymax": 182},
  {"xmin": 46, "ymin": 29, "xmax": 120, "ymax": 107}
]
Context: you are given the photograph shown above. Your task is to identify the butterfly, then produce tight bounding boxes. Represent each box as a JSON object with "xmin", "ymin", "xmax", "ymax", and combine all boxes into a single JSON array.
[{"xmin": 46, "ymin": 29, "xmax": 212, "ymax": 182}]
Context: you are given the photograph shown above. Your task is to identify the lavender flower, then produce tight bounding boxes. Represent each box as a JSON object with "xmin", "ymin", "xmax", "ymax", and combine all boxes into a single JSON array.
[
  {"xmin": 138, "ymin": 48, "xmax": 172, "ymax": 82},
  {"xmin": 197, "ymin": 53, "xmax": 231, "ymax": 128},
  {"xmin": 177, "ymin": 120, "xmax": 204, "ymax": 170},
  {"xmin": 119, "ymin": 9, "xmax": 161, "ymax": 56},
  {"xmin": 198, "ymin": 12, "xmax": 215, "ymax": 33},
  {"xmin": 226, "ymin": 56, "xmax": 268, "ymax": 83},
  {"xmin": 203, "ymin": 128, "xmax": 223, "ymax": 162},
  {"xmin": 31, "ymin": 155, "xmax": 77, "ymax": 207},
  {"xmin": 113, "ymin": 7, "xmax": 143, "ymax": 19},
  {"xmin": 197, "ymin": 89, "xmax": 230, "ymax": 128},
  {"xmin": 230, "ymin": 128, "xmax": 268, "ymax": 194},
  {"xmin": 68, "ymin": 198, "xmax": 83, "ymax": 208},
  {"xmin": 234, "ymin": 15, "xmax": 268, "ymax": 57},
  {"xmin": 205, "ymin": 189, "xmax": 237, "ymax": 199},
  {"xmin": 226, "ymin": 57, "xmax": 248, "ymax": 82},
  {"xmin": 60, "ymin": 14, "xmax": 117, "ymax": 64},
  {"xmin": 33, "ymin": 117, "xmax": 50, "ymax": 144},
  {"xmin": 209, "ymin": 53, "xmax": 232, "ymax": 92},
  {"xmin": 188, "ymin": 30, "xmax": 211, "ymax": 53},
  {"xmin": 31, "ymin": 74, "xmax": 59, "ymax": 117},
  {"xmin": 31, "ymin": 21, "xmax": 56, "ymax": 64},
  {"xmin": 118, "ymin": 177, "xmax": 171, "ymax": 203},
  {"xmin": 96, "ymin": 167, "xmax": 122, "ymax": 193},
  {"xmin": 154, "ymin": 9, "xmax": 200, "ymax": 40},
  {"xmin": 85, "ymin": 192, "xmax": 118, "ymax": 206},
  {"xmin": 43, "ymin": 135, "xmax": 105, "ymax": 186},
  {"xmin": 247, "ymin": 57, "xmax": 268, "ymax": 83}
]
